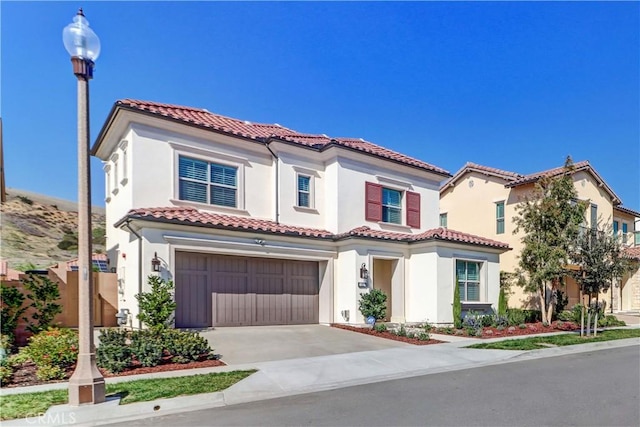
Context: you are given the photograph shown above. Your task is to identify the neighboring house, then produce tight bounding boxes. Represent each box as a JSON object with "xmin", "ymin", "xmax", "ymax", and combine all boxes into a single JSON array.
[
  {"xmin": 440, "ymin": 161, "xmax": 640, "ymax": 310},
  {"xmin": 620, "ymin": 247, "xmax": 640, "ymax": 312},
  {"xmin": 92, "ymin": 99, "xmax": 510, "ymax": 328},
  {"xmin": 0, "ymin": 260, "xmax": 21, "ymax": 280}
]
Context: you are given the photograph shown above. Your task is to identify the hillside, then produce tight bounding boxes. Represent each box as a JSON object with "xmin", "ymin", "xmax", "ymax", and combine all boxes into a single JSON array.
[{"xmin": 0, "ymin": 188, "xmax": 106, "ymax": 269}]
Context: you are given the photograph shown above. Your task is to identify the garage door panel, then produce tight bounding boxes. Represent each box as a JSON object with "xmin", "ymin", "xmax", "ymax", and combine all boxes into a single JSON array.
[{"xmin": 176, "ymin": 252, "xmax": 319, "ymax": 327}]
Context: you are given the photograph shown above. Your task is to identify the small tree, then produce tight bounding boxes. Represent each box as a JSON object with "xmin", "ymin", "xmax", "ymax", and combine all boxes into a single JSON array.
[
  {"xmin": 21, "ymin": 274, "xmax": 62, "ymax": 334},
  {"xmin": 573, "ymin": 222, "xmax": 632, "ymax": 336},
  {"xmin": 513, "ymin": 157, "xmax": 587, "ymax": 324},
  {"xmin": 1, "ymin": 284, "xmax": 27, "ymax": 346},
  {"xmin": 498, "ymin": 288, "xmax": 508, "ymax": 316},
  {"xmin": 358, "ymin": 289, "xmax": 387, "ymax": 322},
  {"xmin": 453, "ymin": 277, "xmax": 462, "ymax": 328},
  {"xmin": 135, "ymin": 275, "xmax": 177, "ymax": 329}
]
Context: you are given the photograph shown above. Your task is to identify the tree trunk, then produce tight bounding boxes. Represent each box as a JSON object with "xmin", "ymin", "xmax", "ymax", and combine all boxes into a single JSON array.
[
  {"xmin": 580, "ymin": 303, "xmax": 585, "ymax": 337},
  {"xmin": 586, "ymin": 309, "xmax": 591, "ymax": 337},
  {"xmin": 538, "ymin": 291, "xmax": 548, "ymax": 324},
  {"xmin": 593, "ymin": 311, "xmax": 598, "ymax": 337}
]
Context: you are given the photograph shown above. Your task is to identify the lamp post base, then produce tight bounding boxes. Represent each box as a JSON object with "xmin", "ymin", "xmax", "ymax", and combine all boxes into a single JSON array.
[{"xmin": 68, "ymin": 353, "xmax": 105, "ymax": 405}]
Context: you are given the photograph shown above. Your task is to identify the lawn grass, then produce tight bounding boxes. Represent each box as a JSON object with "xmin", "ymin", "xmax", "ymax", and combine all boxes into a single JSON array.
[
  {"xmin": 0, "ymin": 370, "xmax": 255, "ymax": 421},
  {"xmin": 467, "ymin": 328, "xmax": 640, "ymax": 351}
]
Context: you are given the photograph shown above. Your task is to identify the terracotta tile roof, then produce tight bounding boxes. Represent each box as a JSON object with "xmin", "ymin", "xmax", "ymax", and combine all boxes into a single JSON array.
[
  {"xmin": 623, "ymin": 246, "xmax": 640, "ymax": 261},
  {"xmin": 336, "ymin": 226, "xmax": 510, "ymax": 249},
  {"xmin": 505, "ymin": 160, "xmax": 591, "ymax": 187},
  {"xmin": 117, "ymin": 208, "xmax": 509, "ymax": 250},
  {"xmin": 442, "ymin": 162, "xmax": 523, "ymax": 190},
  {"xmin": 117, "ymin": 207, "xmax": 334, "ymax": 239},
  {"xmin": 614, "ymin": 205, "xmax": 640, "ymax": 218},
  {"xmin": 114, "ymin": 99, "xmax": 450, "ymax": 176}
]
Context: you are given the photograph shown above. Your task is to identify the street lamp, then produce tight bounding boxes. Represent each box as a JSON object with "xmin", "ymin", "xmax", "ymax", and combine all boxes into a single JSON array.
[{"xmin": 63, "ymin": 8, "xmax": 105, "ymax": 405}]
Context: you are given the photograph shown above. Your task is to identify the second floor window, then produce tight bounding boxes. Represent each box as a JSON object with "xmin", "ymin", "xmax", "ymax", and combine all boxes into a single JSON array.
[
  {"xmin": 297, "ymin": 175, "xmax": 311, "ymax": 208},
  {"xmin": 496, "ymin": 201, "xmax": 505, "ymax": 234},
  {"xmin": 622, "ymin": 223, "xmax": 628, "ymax": 244},
  {"xmin": 613, "ymin": 221, "xmax": 619, "ymax": 235},
  {"xmin": 382, "ymin": 188, "xmax": 402, "ymax": 224},
  {"xmin": 440, "ymin": 213, "xmax": 448, "ymax": 228},
  {"xmin": 179, "ymin": 156, "xmax": 237, "ymax": 208}
]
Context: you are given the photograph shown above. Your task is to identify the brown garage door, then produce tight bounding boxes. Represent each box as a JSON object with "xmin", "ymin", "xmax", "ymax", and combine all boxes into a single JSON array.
[{"xmin": 175, "ymin": 252, "xmax": 319, "ymax": 328}]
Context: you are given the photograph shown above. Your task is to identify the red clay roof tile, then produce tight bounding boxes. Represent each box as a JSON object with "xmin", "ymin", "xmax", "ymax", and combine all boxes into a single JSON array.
[
  {"xmin": 119, "ymin": 208, "xmax": 509, "ymax": 250},
  {"xmin": 623, "ymin": 246, "xmax": 640, "ymax": 261},
  {"xmin": 115, "ymin": 99, "xmax": 449, "ymax": 176}
]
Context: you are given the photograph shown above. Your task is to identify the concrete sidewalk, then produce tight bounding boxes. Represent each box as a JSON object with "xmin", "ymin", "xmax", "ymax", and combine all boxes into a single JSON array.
[{"xmin": 3, "ymin": 332, "xmax": 638, "ymax": 427}]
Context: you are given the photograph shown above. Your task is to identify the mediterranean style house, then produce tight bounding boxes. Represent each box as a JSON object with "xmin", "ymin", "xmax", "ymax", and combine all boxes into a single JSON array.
[
  {"xmin": 92, "ymin": 99, "xmax": 509, "ymax": 329},
  {"xmin": 439, "ymin": 161, "xmax": 640, "ymax": 311}
]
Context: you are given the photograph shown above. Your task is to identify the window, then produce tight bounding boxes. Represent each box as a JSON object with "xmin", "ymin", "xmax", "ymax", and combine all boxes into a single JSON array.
[
  {"xmin": 178, "ymin": 156, "xmax": 237, "ymax": 208},
  {"xmin": 590, "ymin": 204, "xmax": 597, "ymax": 230},
  {"xmin": 382, "ymin": 188, "xmax": 402, "ymax": 224},
  {"xmin": 297, "ymin": 175, "xmax": 311, "ymax": 208},
  {"xmin": 613, "ymin": 221, "xmax": 619, "ymax": 235},
  {"xmin": 440, "ymin": 213, "xmax": 448, "ymax": 228},
  {"xmin": 622, "ymin": 223, "xmax": 628, "ymax": 244},
  {"xmin": 496, "ymin": 201, "xmax": 505, "ymax": 234},
  {"xmin": 365, "ymin": 182, "xmax": 420, "ymax": 227},
  {"xmin": 456, "ymin": 260, "xmax": 480, "ymax": 301}
]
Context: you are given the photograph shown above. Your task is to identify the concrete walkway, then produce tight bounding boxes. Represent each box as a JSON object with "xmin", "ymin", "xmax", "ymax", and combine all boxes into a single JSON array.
[{"xmin": 2, "ymin": 327, "xmax": 639, "ymax": 426}]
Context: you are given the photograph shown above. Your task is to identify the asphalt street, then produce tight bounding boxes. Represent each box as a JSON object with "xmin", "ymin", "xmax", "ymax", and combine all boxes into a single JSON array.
[{"xmin": 106, "ymin": 346, "xmax": 640, "ymax": 427}]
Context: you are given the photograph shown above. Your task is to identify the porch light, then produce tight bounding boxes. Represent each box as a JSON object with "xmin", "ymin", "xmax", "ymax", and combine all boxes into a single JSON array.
[
  {"xmin": 151, "ymin": 252, "xmax": 161, "ymax": 272},
  {"xmin": 360, "ymin": 263, "xmax": 369, "ymax": 280}
]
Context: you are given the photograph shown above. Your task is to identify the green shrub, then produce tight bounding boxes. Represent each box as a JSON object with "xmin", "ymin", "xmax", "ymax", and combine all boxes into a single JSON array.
[
  {"xmin": 21, "ymin": 274, "xmax": 63, "ymax": 334},
  {"xmin": 422, "ymin": 321, "xmax": 433, "ymax": 332},
  {"xmin": 417, "ymin": 331, "xmax": 430, "ymax": 341},
  {"xmin": 35, "ymin": 364, "xmax": 65, "ymax": 381},
  {"xmin": 554, "ymin": 290, "xmax": 569, "ymax": 314},
  {"xmin": 358, "ymin": 289, "xmax": 387, "ymax": 321},
  {"xmin": 556, "ymin": 310, "xmax": 575, "ymax": 322},
  {"xmin": 498, "ymin": 287, "xmax": 508, "ymax": 316},
  {"xmin": 7, "ymin": 349, "xmax": 30, "ymax": 367},
  {"xmin": 492, "ymin": 315, "xmax": 509, "ymax": 328},
  {"xmin": 507, "ymin": 309, "xmax": 526, "ymax": 326},
  {"xmin": 598, "ymin": 315, "xmax": 625, "ymax": 327},
  {"xmin": 1, "ymin": 284, "xmax": 27, "ymax": 347},
  {"xmin": 373, "ymin": 323, "xmax": 387, "ymax": 333},
  {"xmin": 0, "ymin": 363, "xmax": 13, "ymax": 385},
  {"xmin": 522, "ymin": 310, "xmax": 542, "ymax": 323},
  {"xmin": 164, "ymin": 330, "xmax": 212, "ymax": 364},
  {"xmin": 136, "ymin": 276, "xmax": 177, "ymax": 329},
  {"xmin": 395, "ymin": 323, "xmax": 407, "ymax": 337},
  {"xmin": 130, "ymin": 330, "xmax": 164, "ymax": 367},
  {"xmin": 453, "ymin": 278, "xmax": 462, "ymax": 329},
  {"xmin": 479, "ymin": 315, "xmax": 494, "ymax": 328},
  {"xmin": 26, "ymin": 328, "xmax": 78, "ymax": 369},
  {"xmin": 96, "ymin": 329, "xmax": 132, "ymax": 374}
]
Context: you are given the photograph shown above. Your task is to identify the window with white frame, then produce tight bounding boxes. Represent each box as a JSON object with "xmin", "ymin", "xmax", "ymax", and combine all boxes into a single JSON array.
[
  {"xmin": 297, "ymin": 174, "xmax": 312, "ymax": 208},
  {"xmin": 456, "ymin": 260, "xmax": 481, "ymax": 301},
  {"xmin": 178, "ymin": 156, "xmax": 237, "ymax": 208},
  {"xmin": 440, "ymin": 213, "xmax": 448, "ymax": 228},
  {"xmin": 496, "ymin": 201, "xmax": 505, "ymax": 234},
  {"xmin": 382, "ymin": 188, "xmax": 402, "ymax": 224}
]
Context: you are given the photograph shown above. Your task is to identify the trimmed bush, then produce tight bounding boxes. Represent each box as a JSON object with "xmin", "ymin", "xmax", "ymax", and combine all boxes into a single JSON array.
[
  {"xmin": 358, "ymin": 289, "xmax": 387, "ymax": 321},
  {"xmin": 26, "ymin": 328, "xmax": 78, "ymax": 381},
  {"xmin": 136, "ymin": 275, "xmax": 177, "ymax": 329},
  {"xmin": 373, "ymin": 323, "xmax": 387, "ymax": 333},
  {"xmin": 130, "ymin": 330, "xmax": 164, "ymax": 367},
  {"xmin": 164, "ymin": 330, "xmax": 212, "ymax": 364},
  {"xmin": 1, "ymin": 285, "xmax": 27, "ymax": 347},
  {"xmin": 507, "ymin": 309, "xmax": 526, "ymax": 326},
  {"xmin": 96, "ymin": 329, "xmax": 132, "ymax": 374},
  {"xmin": 498, "ymin": 287, "xmax": 508, "ymax": 316}
]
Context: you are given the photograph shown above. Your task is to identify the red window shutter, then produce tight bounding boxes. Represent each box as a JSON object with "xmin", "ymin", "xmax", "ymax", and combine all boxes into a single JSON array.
[
  {"xmin": 365, "ymin": 182, "xmax": 383, "ymax": 222},
  {"xmin": 406, "ymin": 191, "xmax": 421, "ymax": 228}
]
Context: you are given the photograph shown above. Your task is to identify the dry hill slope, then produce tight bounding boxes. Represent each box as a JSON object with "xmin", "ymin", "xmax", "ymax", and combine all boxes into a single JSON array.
[{"xmin": 0, "ymin": 188, "xmax": 106, "ymax": 269}]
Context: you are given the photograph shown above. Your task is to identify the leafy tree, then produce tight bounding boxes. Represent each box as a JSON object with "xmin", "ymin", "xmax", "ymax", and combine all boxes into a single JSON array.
[
  {"xmin": 0, "ymin": 284, "xmax": 27, "ymax": 345},
  {"xmin": 572, "ymin": 222, "xmax": 632, "ymax": 335},
  {"xmin": 453, "ymin": 277, "xmax": 462, "ymax": 328},
  {"xmin": 358, "ymin": 289, "xmax": 387, "ymax": 322},
  {"xmin": 513, "ymin": 157, "xmax": 587, "ymax": 324},
  {"xmin": 135, "ymin": 275, "xmax": 177, "ymax": 329},
  {"xmin": 21, "ymin": 274, "xmax": 63, "ymax": 334}
]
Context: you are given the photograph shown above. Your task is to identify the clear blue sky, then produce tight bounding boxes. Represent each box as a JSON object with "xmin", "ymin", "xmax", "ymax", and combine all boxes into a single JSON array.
[{"xmin": 2, "ymin": 1, "xmax": 638, "ymax": 210}]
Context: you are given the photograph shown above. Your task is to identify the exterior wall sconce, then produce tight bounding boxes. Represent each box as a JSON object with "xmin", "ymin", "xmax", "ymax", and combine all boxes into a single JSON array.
[
  {"xmin": 151, "ymin": 252, "xmax": 161, "ymax": 272},
  {"xmin": 360, "ymin": 263, "xmax": 369, "ymax": 280}
]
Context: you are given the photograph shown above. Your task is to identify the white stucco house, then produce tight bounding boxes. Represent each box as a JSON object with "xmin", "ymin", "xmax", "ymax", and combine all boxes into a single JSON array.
[{"xmin": 92, "ymin": 99, "xmax": 510, "ymax": 329}]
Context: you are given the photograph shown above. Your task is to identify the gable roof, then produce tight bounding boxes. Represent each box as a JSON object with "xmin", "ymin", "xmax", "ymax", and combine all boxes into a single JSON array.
[
  {"xmin": 442, "ymin": 160, "xmax": 622, "ymax": 205},
  {"xmin": 614, "ymin": 205, "xmax": 640, "ymax": 218},
  {"xmin": 115, "ymin": 207, "xmax": 510, "ymax": 250},
  {"xmin": 96, "ymin": 99, "xmax": 450, "ymax": 177},
  {"xmin": 442, "ymin": 162, "xmax": 523, "ymax": 190}
]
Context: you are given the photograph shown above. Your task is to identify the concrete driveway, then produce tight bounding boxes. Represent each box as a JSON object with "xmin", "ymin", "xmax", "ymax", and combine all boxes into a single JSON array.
[{"xmin": 201, "ymin": 324, "xmax": 409, "ymax": 365}]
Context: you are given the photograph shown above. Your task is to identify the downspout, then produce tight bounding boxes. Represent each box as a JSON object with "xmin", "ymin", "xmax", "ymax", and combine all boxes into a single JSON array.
[
  {"xmin": 123, "ymin": 220, "xmax": 143, "ymax": 330},
  {"xmin": 265, "ymin": 140, "xmax": 280, "ymax": 224}
]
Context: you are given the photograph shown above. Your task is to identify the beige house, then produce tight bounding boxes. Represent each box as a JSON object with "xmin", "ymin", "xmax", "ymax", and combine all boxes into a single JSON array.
[{"xmin": 440, "ymin": 161, "xmax": 640, "ymax": 311}]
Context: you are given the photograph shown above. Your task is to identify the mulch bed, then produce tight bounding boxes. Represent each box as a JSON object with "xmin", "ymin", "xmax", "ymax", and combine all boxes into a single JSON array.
[
  {"xmin": 2, "ymin": 356, "xmax": 226, "ymax": 389},
  {"xmin": 434, "ymin": 321, "xmax": 580, "ymax": 339},
  {"xmin": 331, "ymin": 324, "xmax": 445, "ymax": 345}
]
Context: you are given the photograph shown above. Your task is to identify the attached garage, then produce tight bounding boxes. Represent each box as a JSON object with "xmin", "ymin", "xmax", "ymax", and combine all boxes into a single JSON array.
[{"xmin": 175, "ymin": 252, "xmax": 319, "ymax": 328}]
